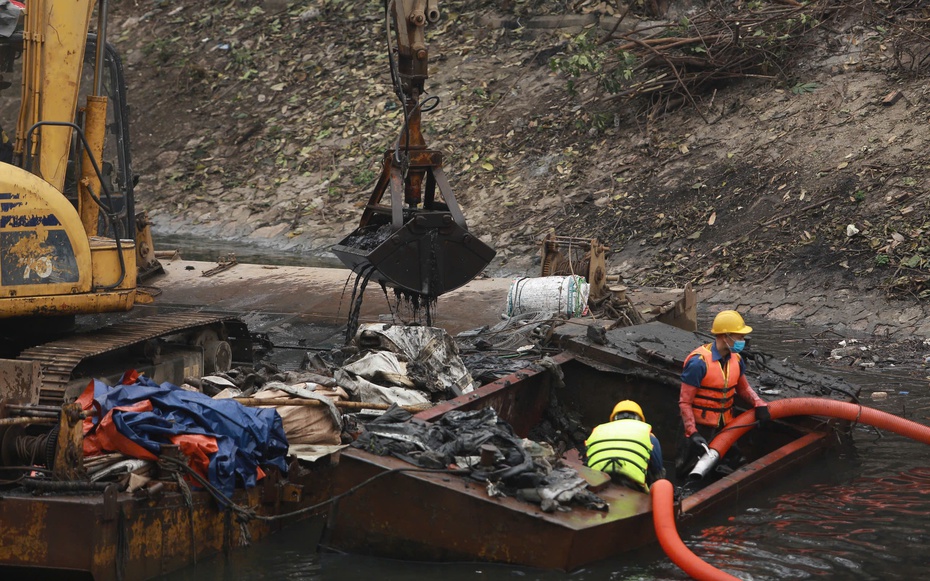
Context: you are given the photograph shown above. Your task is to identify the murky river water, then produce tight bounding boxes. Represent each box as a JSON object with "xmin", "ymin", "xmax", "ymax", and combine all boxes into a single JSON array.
[{"xmin": 153, "ymin": 238, "xmax": 930, "ymax": 580}]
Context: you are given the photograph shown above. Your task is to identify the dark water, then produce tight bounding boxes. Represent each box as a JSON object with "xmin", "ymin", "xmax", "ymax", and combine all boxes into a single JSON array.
[
  {"xmin": 158, "ymin": 307, "xmax": 930, "ymax": 580},
  {"xmin": 153, "ymin": 232, "xmax": 342, "ymax": 268}
]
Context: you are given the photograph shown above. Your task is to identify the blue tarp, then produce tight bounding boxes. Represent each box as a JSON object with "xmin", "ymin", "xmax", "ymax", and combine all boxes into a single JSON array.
[{"xmin": 86, "ymin": 375, "xmax": 288, "ymax": 498}]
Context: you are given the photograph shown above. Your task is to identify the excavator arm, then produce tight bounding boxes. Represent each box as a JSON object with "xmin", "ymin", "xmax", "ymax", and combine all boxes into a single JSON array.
[
  {"xmin": 0, "ymin": 0, "xmax": 139, "ymax": 319},
  {"xmin": 332, "ymin": 0, "xmax": 495, "ymax": 298},
  {"xmin": 0, "ymin": 0, "xmax": 246, "ymax": 405}
]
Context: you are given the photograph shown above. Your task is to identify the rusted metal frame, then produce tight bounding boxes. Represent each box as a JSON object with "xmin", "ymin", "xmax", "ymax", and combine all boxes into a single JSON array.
[
  {"xmin": 563, "ymin": 337, "xmax": 675, "ymax": 380},
  {"xmin": 0, "ymin": 415, "xmax": 56, "ymax": 426},
  {"xmin": 404, "ymin": 149, "xmax": 438, "ymax": 199},
  {"xmin": 389, "ymin": 164, "xmax": 405, "ymax": 230},
  {"xmin": 234, "ymin": 397, "xmax": 431, "ymax": 413},
  {"xmin": 361, "ymin": 150, "xmax": 452, "ymax": 228},
  {"xmin": 680, "ymin": 431, "xmax": 828, "ymax": 518},
  {"xmin": 540, "ymin": 234, "xmax": 609, "ymax": 299},
  {"xmin": 52, "ymin": 401, "xmax": 87, "ymax": 481},
  {"xmin": 358, "ymin": 153, "xmax": 393, "ymax": 228},
  {"xmin": 4, "ymin": 403, "xmax": 61, "ymax": 413}
]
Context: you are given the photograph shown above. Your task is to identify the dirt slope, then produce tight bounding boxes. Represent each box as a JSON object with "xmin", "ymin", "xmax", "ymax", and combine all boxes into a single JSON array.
[{"xmin": 108, "ymin": 0, "xmax": 930, "ymax": 326}]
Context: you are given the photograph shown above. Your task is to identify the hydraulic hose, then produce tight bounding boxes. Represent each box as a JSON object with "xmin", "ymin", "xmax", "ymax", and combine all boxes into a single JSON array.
[
  {"xmin": 652, "ymin": 479, "xmax": 741, "ymax": 581},
  {"xmin": 652, "ymin": 397, "xmax": 930, "ymax": 580}
]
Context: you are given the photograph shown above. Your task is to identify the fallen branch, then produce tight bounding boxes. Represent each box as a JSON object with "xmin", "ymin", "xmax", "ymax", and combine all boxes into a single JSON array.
[
  {"xmin": 758, "ymin": 195, "xmax": 841, "ymax": 227},
  {"xmin": 561, "ymin": 1, "xmax": 834, "ymax": 116}
]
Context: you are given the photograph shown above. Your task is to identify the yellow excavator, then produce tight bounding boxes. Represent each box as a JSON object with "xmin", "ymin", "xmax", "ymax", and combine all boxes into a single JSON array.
[
  {"xmin": 0, "ymin": 0, "xmax": 493, "ymax": 406},
  {"xmin": 0, "ymin": 0, "xmax": 248, "ymax": 406}
]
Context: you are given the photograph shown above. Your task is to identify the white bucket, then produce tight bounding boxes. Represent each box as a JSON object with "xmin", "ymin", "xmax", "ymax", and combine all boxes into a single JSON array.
[{"xmin": 505, "ymin": 275, "xmax": 590, "ymax": 318}]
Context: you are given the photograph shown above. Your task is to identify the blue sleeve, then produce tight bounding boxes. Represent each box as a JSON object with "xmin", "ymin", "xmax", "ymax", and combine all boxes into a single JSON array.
[
  {"xmin": 681, "ymin": 356, "xmax": 706, "ymax": 388},
  {"xmin": 649, "ymin": 434, "xmax": 664, "ymax": 472}
]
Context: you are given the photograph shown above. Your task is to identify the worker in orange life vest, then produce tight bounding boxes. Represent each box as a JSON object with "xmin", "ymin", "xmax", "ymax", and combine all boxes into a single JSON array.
[{"xmin": 677, "ymin": 310, "xmax": 770, "ymax": 475}]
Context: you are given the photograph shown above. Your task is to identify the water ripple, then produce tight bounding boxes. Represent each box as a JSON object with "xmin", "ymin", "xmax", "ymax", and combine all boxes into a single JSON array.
[{"xmin": 685, "ymin": 466, "xmax": 930, "ymax": 580}]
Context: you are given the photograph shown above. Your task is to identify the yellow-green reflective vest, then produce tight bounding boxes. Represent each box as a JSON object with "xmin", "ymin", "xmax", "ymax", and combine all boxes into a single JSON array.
[{"xmin": 585, "ymin": 419, "xmax": 653, "ymax": 488}]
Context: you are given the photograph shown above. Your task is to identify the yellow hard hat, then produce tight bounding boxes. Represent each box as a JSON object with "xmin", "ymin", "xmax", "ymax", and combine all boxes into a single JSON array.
[
  {"xmin": 711, "ymin": 310, "xmax": 752, "ymax": 335},
  {"xmin": 610, "ymin": 400, "xmax": 645, "ymax": 422}
]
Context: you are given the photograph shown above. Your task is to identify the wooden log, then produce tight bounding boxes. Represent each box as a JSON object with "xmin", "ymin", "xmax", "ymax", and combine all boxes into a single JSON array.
[
  {"xmin": 233, "ymin": 397, "xmax": 433, "ymax": 413},
  {"xmin": 882, "ymin": 90, "xmax": 902, "ymax": 106}
]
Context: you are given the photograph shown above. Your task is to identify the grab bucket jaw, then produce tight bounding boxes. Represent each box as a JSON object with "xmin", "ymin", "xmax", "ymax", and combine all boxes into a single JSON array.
[{"xmin": 332, "ymin": 210, "xmax": 496, "ymax": 297}]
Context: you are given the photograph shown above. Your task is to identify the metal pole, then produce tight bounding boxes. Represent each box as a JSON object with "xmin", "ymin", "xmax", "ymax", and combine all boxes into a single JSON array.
[{"xmin": 0, "ymin": 416, "xmax": 56, "ymax": 427}]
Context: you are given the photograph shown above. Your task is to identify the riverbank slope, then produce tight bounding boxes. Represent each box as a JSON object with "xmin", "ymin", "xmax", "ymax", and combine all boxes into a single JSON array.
[{"xmin": 109, "ymin": 0, "xmax": 930, "ymax": 341}]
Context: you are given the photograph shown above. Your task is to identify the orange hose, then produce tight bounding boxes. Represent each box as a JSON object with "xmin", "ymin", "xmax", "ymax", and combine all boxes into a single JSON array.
[
  {"xmin": 651, "ymin": 479, "xmax": 741, "ymax": 581},
  {"xmin": 652, "ymin": 397, "xmax": 930, "ymax": 580},
  {"xmin": 710, "ymin": 397, "xmax": 930, "ymax": 457}
]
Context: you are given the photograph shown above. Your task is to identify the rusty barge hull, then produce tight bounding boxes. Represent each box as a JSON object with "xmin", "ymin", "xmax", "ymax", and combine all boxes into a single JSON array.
[
  {"xmin": 327, "ymin": 433, "xmax": 827, "ymax": 570},
  {"xmin": 0, "ymin": 466, "xmax": 333, "ymax": 580},
  {"xmin": 322, "ymin": 343, "xmax": 833, "ymax": 571},
  {"xmin": 327, "ymin": 446, "xmax": 659, "ymax": 570}
]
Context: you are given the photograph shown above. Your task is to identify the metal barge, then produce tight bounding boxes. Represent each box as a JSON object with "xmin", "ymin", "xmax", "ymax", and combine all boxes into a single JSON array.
[
  {"xmin": 0, "ymin": 462, "xmax": 335, "ymax": 580},
  {"xmin": 321, "ymin": 322, "xmax": 847, "ymax": 571}
]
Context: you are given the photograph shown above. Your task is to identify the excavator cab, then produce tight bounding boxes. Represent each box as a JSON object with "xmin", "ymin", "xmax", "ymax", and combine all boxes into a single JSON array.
[{"xmin": 331, "ymin": 0, "xmax": 494, "ymax": 297}]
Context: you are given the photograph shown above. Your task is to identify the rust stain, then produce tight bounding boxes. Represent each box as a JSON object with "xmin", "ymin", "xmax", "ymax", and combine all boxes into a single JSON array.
[
  {"xmin": 158, "ymin": 511, "xmax": 190, "ymax": 558},
  {"xmin": 94, "ymin": 537, "xmax": 118, "ymax": 568},
  {"xmin": 0, "ymin": 502, "xmax": 49, "ymax": 561},
  {"xmin": 9, "ymin": 228, "xmax": 55, "ymax": 279},
  {"xmin": 129, "ymin": 516, "xmax": 164, "ymax": 560}
]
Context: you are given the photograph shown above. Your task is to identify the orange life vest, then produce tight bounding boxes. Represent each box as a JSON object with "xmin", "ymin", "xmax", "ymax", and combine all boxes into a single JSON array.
[{"xmin": 685, "ymin": 344, "xmax": 741, "ymax": 428}]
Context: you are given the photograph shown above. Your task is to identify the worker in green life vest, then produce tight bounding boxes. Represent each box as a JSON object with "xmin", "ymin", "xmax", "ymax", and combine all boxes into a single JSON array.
[
  {"xmin": 585, "ymin": 400, "xmax": 665, "ymax": 492},
  {"xmin": 677, "ymin": 309, "xmax": 771, "ymax": 477}
]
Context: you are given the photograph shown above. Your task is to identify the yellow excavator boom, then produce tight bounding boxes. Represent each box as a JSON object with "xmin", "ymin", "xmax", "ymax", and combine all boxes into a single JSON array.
[
  {"xmin": 16, "ymin": 0, "xmax": 96, "ymax": 192},
  {"xmin": 1, "ymin": 0, "xmax": 137, "ymax": 318}
]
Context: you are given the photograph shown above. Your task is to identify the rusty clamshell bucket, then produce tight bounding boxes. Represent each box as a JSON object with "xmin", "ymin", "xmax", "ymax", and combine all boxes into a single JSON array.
[
  {"xmin": 332, "ymin": 208, "xmax": 496, "ymax": 297},
  {"xmin": 334, "ymin": 0, "xmax": 496, "ymax": 298}
]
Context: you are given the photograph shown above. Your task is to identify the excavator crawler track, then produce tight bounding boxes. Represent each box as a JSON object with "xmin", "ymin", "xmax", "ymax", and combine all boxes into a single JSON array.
[{"xmin": 18, "ymin": 312, "xmax": 250, "ymax": 406}]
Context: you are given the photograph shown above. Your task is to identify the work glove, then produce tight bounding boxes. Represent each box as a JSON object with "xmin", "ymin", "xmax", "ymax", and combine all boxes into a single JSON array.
[
  {"xmin": 756, "ymin": 405, "xmax": 771, "ymax": 428},
  {"xmin": 690, "ymin": 433, "xmax": 708, "ymax": 450}
]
